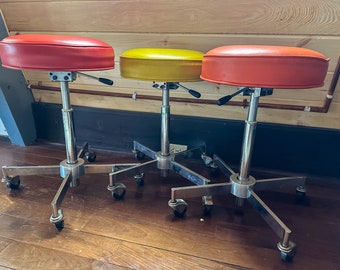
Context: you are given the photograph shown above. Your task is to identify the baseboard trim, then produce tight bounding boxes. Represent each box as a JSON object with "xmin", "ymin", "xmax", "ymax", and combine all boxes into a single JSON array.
[{"xmin": 32, "ymin": 102, "xmax": 340, "ymax": 178}]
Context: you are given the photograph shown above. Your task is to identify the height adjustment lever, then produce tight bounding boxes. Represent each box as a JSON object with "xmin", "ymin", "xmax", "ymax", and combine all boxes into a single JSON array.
[
  {"xmin": 217, "ymin": 87, "xmax": 251, "ymax": 106},
  {"xmin": 174, "ymin": 83, "xmax": 201, "ymax": 98},
  {"xmin": 217, "ymin": 87, "xmax": 274, "ymax": 106},
  {"xmin": 77, "ymin": 72, "xmax": 114, "ymax": 86}
]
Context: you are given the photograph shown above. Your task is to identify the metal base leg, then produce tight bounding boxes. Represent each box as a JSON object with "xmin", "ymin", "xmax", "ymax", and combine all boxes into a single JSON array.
[
  {"xmin": 114, "ymin": 82, "xmax": 215, "ymax": 211},
  {"xmin": 254, "ymin": 176, "xmax": 306, "ymax": 192},
  {"xmin": 2, "ymin": 165, "xmax": 61, "ymax": 181},
  {"xmin": 108, "ymin": 160, "xmax": 155, "ymax": 199},
  {"xmin": 168, "ymin": 89, "xmax": 306, "ymax": 261},
  {"xmin": 2, "ymin": 156, "xmax": 132, "ymax": 231},
  {"xmin": 50, "ymin": 171, "xmax": 72, "ymax": 231},
  {"xmin": 133, "ymin": 141, "xmax": 157, "ymax": 160},
  {"xmin": 168, "ymin": 164, "xmax": 305, "ymax": 261},
  {"xmin": 1, "ymin": 158, "xmax": 131, "ymax": 186},
  {"xmin": 248, "ymin": 189, "xmax": 297, "ymax": 262},
  {"xmin": 120, "ymin": 139, "xmax": 215, "ymax": 210}
]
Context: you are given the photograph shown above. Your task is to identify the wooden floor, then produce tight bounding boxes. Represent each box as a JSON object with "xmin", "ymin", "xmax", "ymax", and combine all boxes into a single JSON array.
[{"xmin": 0, "ymin": 139, "xmax": 339, "ymax": 270}]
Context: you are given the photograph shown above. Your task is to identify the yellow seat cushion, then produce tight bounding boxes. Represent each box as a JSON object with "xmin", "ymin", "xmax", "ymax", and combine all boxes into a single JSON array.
[{"xmin": 120, "ymin": 48, "xmax": 203, "ymax": 82}]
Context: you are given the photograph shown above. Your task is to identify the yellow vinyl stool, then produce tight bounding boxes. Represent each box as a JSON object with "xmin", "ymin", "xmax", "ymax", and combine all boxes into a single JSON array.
[{"xmin": 109, "ymin": 48, "xmax": 214, "ymax": 214}]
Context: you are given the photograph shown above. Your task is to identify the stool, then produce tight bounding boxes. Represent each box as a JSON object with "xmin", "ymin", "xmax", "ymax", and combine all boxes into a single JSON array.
[
  {"xmin": 168, "ymin": 45, "xmax": 329, "ymax": 261},
  {"xmin": 108, "ymin": 48, "xmax": 214, "ymax": 212},
  {"xmin": 0, "ymin": 34, "xmax": 133, "ymax": 230}
]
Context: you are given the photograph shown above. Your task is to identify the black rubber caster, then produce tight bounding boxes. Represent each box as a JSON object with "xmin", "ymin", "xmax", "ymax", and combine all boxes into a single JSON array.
[
  {"xmin": 111, "ymin": 183, "xmax": 126, "ymax": 200},
  {"xmin": 201, "ymin": 154, "xmax": 213, "ymax": 167},
  {"xmin": 50, "ymin": 209, "xmax": 64, "ymax": 231},
  {"xmin": 278, "ymin": 241, "xmax": 296, "ymax": 262},
  {"xmin": 174, "ymin": 206, "xmax": 187, "ymax": 218},
  {"xmin": 168, "ymin": 199, "xmax": 188, "ymax": 218},
  {"xmin": 6, "ymin": 176, "xmax": 20, "ymax": 190},
  {"xmin": 134, "ymin": 173, "xmax": 144, "ymax": 186},
  {"xmin": 113, "ymin": 190, "xmax": 126, "ymax": 200},
  {"xmin": 78, "ymin": 142, "xmax": 96, "ymax": 162},
  {"xmin": 296, "ymin": 185, "xmax": 306, "ymax": 198},
  {"xmin": 202, "ymin": 195, "xmax": 213, "ymax": 215},
  {"xmin": 280, "ymin": 251, "xmax": 295, "ymax": 262},
  {"xmin": 134, "ymin": 150, "xmax": 145, "ymax": 161},
  {"xmin": 54, "ymin": 220, "xmax": 64, "ymax": 231},
  {"xmin": 203, "ymin": 204, "xmax": 213, "ymax": 216},
  {"xmin": 85, "ymin": 151, "xmax": 96, "ymax": 162},
  {"xmin": 209, "ymin": 164, "xmax": 220, "ymax": 177}
]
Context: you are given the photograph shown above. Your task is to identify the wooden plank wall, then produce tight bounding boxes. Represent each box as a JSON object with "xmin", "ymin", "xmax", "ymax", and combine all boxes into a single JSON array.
[{"xmin": 1, "ymin": 0, "xmax": 340, "ymax": 129}]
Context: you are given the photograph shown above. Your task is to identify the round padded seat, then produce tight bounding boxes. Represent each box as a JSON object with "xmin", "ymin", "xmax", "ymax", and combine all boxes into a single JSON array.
[
  {"xmin": 0, "ymin": 34, "xmax": 114, "ymax": 71},
  {"xmin": 120, "ymin": 48, "xmax": 203, "ymax": 82},
  {"xmin": 201, "ymin": 45, "xmax": 329, "ymax": 88}
]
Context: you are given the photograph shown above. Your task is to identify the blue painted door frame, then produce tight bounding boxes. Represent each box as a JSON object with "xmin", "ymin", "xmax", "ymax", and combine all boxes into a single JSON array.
[{"xmin": 0, "ymin": 13, "xmax": 36, "ymax": 146}]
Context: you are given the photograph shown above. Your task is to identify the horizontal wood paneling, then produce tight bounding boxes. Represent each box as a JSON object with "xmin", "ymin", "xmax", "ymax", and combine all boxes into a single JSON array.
[
  {"xmin": 0, "ymin": 1, "xmax": 340, "ymax": 129},
  {"xmin": 1, "ymin": 1, "xmax": 340, "ymax": 35}
]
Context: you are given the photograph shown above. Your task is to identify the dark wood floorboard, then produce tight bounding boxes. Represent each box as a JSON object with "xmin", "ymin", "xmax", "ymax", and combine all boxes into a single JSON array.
[{"xmin": 0, "ymin": 140, "xmax": 339, "ymax": 270}]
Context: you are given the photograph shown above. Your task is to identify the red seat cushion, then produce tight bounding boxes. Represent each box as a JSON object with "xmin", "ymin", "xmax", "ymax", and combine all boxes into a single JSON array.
[
  {"xmin": 0, "ymin": 34, "xmax": 114, "ymax": 71},
  {"xmin": 201, "ymin": 45, "xmax": 329, "ymax": 89}
]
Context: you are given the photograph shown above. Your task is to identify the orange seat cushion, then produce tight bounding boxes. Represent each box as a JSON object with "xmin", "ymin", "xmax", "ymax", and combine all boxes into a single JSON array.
[
  {"xmin": 201, "ymin": 45, "xmax": 329, "ymax": 89},
  {"xmin": 0, "ymin": 34, "xmax": 114, "ymax": 71}
]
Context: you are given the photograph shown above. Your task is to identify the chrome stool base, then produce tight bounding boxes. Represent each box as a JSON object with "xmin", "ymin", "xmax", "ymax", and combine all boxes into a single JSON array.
[
  {"xmin": 109, "ymin": 82, "xmax": 214, "ymax": 212},
  {"xmin": 2, "ymin": 73, "xmax": 133, "ymax": 230},
  {"xmin": 168, "ymin": 89, "xmax": 306, "ymax": 261}
]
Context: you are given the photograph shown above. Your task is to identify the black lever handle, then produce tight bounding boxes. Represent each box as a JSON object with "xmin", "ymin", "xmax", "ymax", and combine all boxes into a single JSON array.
[
  {"xmin": 188, "ymin": 89, "xmax": 201, "ymax": 98},
  {"xmin": 217, "ymin": 95, "xmax": 233, "ymax": 106},
  {"xmin": 98, "ymin": 77, "xmax": 114, "ymax": 86},
  {"xmin": 217, "ymin": 88, "xmax": 248, "ymax": 106},
  {"xmin": 175, "ymin": 83, "xmax": 201, "ymax": 98},
  {"xmin": 77, "ymin": 72, "xmax": 114, "ymax": 86}
]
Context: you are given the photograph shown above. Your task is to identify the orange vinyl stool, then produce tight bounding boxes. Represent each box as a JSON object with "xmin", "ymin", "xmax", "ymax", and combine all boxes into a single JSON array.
[
  {"xmin": 0, "ymin": 34, "xmax": 132, "ymax": 230},
  {"xmin": 168, "ymin": 45, "xmax": 329, "ymax": 261}
]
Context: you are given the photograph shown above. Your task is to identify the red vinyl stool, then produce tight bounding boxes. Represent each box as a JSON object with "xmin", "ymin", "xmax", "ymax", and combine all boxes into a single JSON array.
[
  {"xmin": 0, "ymin": 34, "xmax": 131, "ymax": 230},
  {"xmin": 168, "ymin": 45, "xmax": 329, "ymax": 261}
]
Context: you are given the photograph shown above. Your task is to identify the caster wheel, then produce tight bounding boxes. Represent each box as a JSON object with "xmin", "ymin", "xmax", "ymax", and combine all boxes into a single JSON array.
[
  {"xmin": 6, "ymin": 176, "xmax": 20, "ymax": 190},
  {"xmin": 201, "ymin": 154, "xmax": 213, "ymax": 167},
  {"xmin": 280, "ymin": 251, "xmax": 295, "ymax": 262},
  {"xmin": 134, "ymin": 150, "xmax": 145, "ymax": 161},
  {"xmin": 277, "ymin": 241, "xmax": 296, "ymax": 262},
  {"xmin": 168, "ymin": 199, "xmax": 188, "ymax": 218},
  {"xmin": 111, "ymin": 183, "xmax": 126, "ymax": 200},
  {"xmin": 296, "ymin": 185, "xmax": 306, "ymax": 199},
  {"xmin": 173, "ymin": 205, "xmax": 187, "ymax": 218},
  {"xmin": 50, "ymin": 209, "xmax": 64, "ymax": 231},
  {"xmin": 85, "ymin": 151, "xmax": 96, "ymax": 162},
  {"xmin": 202, "ymin": 196, "xmax": 213, "ymax": 215},
  {"xmin": 209, "ymin": 164, "xmax": 219, "ymax": 177},
  {"xmin": 134, "ymin": 173, "xmax": 144, "ymax": 186},
  {"xmin": 203, "ymin": 204, "xmax": 213, "ymax": 216},
  {"xmin": 54, "ymin": 220, "xmax": 64, "ymax": 231}
]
